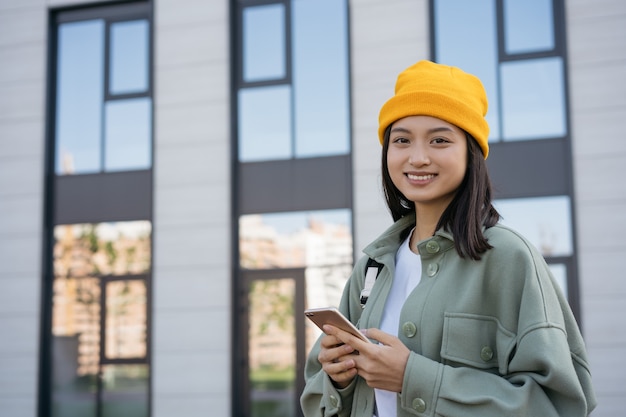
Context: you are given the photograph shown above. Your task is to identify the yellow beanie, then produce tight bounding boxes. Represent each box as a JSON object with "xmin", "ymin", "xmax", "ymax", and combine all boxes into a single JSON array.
[{"xmin": 378, "ymin": 60, "xmax": 490, "ymax": 158}]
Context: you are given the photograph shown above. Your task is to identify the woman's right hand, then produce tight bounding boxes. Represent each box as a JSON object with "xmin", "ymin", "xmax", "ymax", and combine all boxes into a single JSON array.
[{"xmin": 317, "ymin": 325, "xmax": 359, "ymax": 388}]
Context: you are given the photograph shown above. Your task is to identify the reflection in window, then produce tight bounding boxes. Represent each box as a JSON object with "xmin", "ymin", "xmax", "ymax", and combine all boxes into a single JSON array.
[
  {"xmin": 501, "ymin": 57, "xmax": 566, "ymax": 140},
  {"xmin": 105, "ymin": 280, "xmax": 147, "ymax": 359},
  {"xmin": 104, "ymin": 98, "xmax": 152, "ymax": 171},
  {"xmin": 53, "ymin": 222, "xmax": 151, "ymax": 277},
  {"xmin": 248, "ymin": 279, "xmax": 295, "ymax": 417},
  {"xmin": 239, "ymin": 209, "xmax": 352, "ymax": 269},
  {"xmin": 110, "ymin": 20, "xmax": 149, "ymax": 94},
  {"xmin": 293, "ymin": 0, "xmax": 350, "ymax": 157},
  {"xmin": 239, "ymin": 209, "xmax": 353, "ymax": 358},
  {"xmin": 243, "ymin": 4, "xmax": 286, "ymax": 82},
  {"xmin": 433, "ymin": 0, "xmax": 565, "ymax": 143},
  {"xmin": 433, "ymin": 0, "xmax": 500, "ymax": 141},
  {"xmin": 494, "ymin": 196, "xmax": 572, "ymax": 257},
  {"xmin": 101, "ymin": 364, "xmax": 149, "ymax": 417},
  {"xmin": 51, "ymin": 221, "xmax": 150, "ymax": 417},
  {"xmin": 238, "ymin": 86, "xmax": 292, "ymax": 162},
  {"xmin": 55, "ymin": 18, "xmax": 151, "ymax": 175},
  {"xmin": 504, "ymin": 0, "xmax": 554, "ymax": 54},
  {"xmin": 238, "ymin": 0, "xmax": 350, "ymax": 162},
  {"xmin": 55, "ymin": 20, "xmax": 104, "ymax": 174}
]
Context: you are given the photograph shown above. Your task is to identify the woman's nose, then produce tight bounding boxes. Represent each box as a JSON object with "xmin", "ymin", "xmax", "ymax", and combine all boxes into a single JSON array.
[{"xmin": 408, "ymin": 144, "xmax": 430, "ymax": 166}]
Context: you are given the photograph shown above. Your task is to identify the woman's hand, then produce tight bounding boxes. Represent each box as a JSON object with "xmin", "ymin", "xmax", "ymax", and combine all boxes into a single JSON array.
[
  {"xmin": 317, "ymin": 326, "xmax": 359, "ymax": 388},
  {"xmin": 325, "ymin": 326, "xmax": 410, "ymax": 393}
]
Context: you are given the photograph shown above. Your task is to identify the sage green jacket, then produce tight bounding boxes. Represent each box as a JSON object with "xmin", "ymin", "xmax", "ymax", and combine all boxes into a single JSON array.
[{"xmin": 301, "ymin": 215, "xmax": 596, "ymax": 417}]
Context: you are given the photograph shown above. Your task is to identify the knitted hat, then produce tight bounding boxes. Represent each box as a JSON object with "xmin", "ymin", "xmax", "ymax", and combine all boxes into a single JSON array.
[{"xmin": 378, "ymin": 60, "xmax": 490, "ymax": 158}]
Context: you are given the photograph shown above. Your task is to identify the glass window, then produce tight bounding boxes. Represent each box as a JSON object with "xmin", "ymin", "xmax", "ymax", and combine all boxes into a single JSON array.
[
  {"xmin": 55, "ymin": 20, "xmax": 104, "ymax": 175},
  {"xmin": 504, "ymin": 0, "xmax": 554, "ymax": 54},
  {"xmin": 105, "ymin": 280, "xmax": 147, "ymax": 359},
  {"xmin": 501, "ymin": 57, "xmax": 566, "ymax": 140},
  {"xmin": 238, "ymin": 85, "xmax": 292, "ymax": 162},
  {"xmin": 248, "ymin": 278, "xmax": 296, "ymax": 417},
  {"xmin": 292, "ymin": 0, "xmax": 349, "ymax": 157},
  {"xmin": 51, "ymin": 221, "xmax": 151, "ymax": 417},
  {"xmin": 55, "ymin": 17, "xmax": 152, "ymax": 175},
  {"xmin": 110, "ymin": 20, "xmax": 149, "ymax": 95},
  {"xmin": 239, "ymin": 209, "xmax": 352, "ymax": 269},
  {"xmin": 433, "ymin": 0, "xmax": 500, "ymax": 141},
  {"xmin": 243, "ymin": 4, "xmax": 286, "ymax": 82},
  {"xmin": 101, "ymin": 364, "xmax": 149, "ymax": 417},
  {"xmin": 104, "ymin": 98, "xmax": 152, "ymax": 171},
  {"xmin": 493, "ymin": 196, "xmax": 573, "ymax": 257}
]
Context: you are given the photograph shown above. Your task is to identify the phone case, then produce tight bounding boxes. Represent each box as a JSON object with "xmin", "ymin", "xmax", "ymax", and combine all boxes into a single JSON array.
[{"xmin": 304, "ymin": 307, "xmax": 370, "ymax": 343}]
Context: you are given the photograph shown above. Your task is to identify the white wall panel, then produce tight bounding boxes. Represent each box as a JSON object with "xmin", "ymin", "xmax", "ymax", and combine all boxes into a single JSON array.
[
  {"xmin": 350, "ymin": 0, "xmax": 429, "ymax": 254},
  {"xmin": 152, "ymin": 0, "xmax": 231, "ymax": 416},
  {"xmin": 567, "ymin": 0, "xmax": 626, "ymax": 415}
]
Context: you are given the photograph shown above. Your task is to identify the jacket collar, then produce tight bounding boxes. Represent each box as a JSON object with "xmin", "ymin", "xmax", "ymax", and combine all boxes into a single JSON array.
[{"xmin": 363, "ymin": 214, "xmax": 455, "ymax": 261}]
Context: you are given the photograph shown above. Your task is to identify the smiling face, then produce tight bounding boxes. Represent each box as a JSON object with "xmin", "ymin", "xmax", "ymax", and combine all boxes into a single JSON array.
[{"xmin": 387, "ymin": 115, "xmax": 468, "ymax": 217}]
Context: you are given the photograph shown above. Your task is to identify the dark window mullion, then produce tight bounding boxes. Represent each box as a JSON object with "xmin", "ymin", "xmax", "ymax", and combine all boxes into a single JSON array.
[{"xmin": 102, "ymin": 21, "xmax": 111, "ymax": 173}]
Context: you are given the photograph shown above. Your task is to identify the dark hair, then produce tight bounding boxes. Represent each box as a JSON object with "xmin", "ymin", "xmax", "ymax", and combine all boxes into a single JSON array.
[{"xmin": 381, "ymin": 126, "xmax": 500, "ymax": 260}]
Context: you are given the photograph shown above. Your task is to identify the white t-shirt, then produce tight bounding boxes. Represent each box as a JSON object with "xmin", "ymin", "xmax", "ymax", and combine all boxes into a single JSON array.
[{"xmin": 374, "ymin": 230, "xmax": 422, "ymax": 417}]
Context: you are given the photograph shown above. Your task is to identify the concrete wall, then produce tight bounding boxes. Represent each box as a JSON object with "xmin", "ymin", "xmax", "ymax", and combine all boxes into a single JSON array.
[{"xmin": 566, "ymin": 0, "xmax": 626, "ymax": 415}]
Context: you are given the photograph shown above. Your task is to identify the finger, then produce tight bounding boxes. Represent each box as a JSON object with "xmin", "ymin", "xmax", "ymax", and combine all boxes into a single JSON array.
[
  {"xmin": 318, "ymin": 341, "xmax": 355, "ymax": 365},
  {"xmin": 319, "ymin": 333, "xmax": 344, "ymax": 349},
  {"xmin": 323, "ymin": 324, "xmax": 369, "ymax": 350},
  {"xmin": 361, "ymin": 328, "xmax": 397, "ymax": 346}
]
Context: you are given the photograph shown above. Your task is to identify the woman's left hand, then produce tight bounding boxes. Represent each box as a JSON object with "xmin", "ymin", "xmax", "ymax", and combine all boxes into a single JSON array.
[{"xmin": 324, "ymin": 326, "xmax": 410, "ymax": 393}]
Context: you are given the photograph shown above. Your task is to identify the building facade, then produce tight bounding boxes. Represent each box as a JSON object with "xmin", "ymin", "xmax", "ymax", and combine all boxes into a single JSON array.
[{"xmin": 0, "ymin": 0, "xmax": 624, "ymax": 416}]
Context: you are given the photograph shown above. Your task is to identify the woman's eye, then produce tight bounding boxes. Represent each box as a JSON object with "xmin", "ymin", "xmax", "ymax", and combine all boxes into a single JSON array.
[
  {"xmin": 392, "ymin": 137, "xmax": 409, "ymax": 144},
  {"xmin": 432, "ymin": 137, "xmax": 449, "ymax": 144}
]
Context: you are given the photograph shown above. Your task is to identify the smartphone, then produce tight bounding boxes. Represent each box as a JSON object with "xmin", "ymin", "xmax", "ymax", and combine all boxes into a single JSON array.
[{"xmin": 304, "ymin": 307, "xmax": 371, "ymax": 343}]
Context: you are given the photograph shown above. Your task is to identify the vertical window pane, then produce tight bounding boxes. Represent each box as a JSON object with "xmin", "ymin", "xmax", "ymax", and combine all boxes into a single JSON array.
[
  {"xmin": 243, "ymin": 4, "xmax": 286, "ymax": 82},
  {"xmin": 293, "ymin": 0, "xmax": 349, "ymax": 157},
  {"xmin": 55, "ymin": 20, "xmax": 104, "ymax": 175},
  {"xmin": 493, "ymin": 196, "xmax": 573, "ymax": 257},
  {"xmin": 433, "ymin": 0, "xmax": 500, "ymax": 141},
  {"xmin": 104, "ymin": 98, "xmax": 152, "ymax": 171},
  {"xmin": 501, "ymin": 57, "xmax": 566, "ymax": 140},
  {"xmin": 504, "ymin": 0, "xmax": 554, "ymax": 54},
  {"xmin": 51, "ymin": 276, "xmax": 100, "ymax": 417},
  {"xmin": 238, "ymin": 86, "xmax": 292, "ymax": 162},
  {"xmin": 105, "ymin": 280, "xmax": 147, "ymax": 359},
  {"xmin": 248, "ymin": 279, "xmax": 295, "ymax": 417},
  {"xmin": 101, "ymin": 364, "xmax": 149, "ymax": 417},
  {"xmin": 110, "ymin": 20, "xmax": 149, "ymax": 94}
]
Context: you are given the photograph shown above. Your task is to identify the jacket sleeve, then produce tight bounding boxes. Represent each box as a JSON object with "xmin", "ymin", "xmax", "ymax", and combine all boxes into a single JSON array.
[
  {"xmin": 300, "ymin": 257, "xmax": 370, "ymax": 417},
  {"xmin": 398, "ymin": 238, "xmax": 596, "ymax": 417}
]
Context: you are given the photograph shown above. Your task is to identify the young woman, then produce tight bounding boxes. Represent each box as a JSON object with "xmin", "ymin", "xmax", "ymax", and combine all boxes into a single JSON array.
[{"xmin": 300, "ymin": 60, "xmax": 596, "ymax": 417}]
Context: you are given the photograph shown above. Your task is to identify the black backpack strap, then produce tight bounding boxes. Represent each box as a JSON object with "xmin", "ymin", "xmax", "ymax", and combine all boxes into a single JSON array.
[{"xmin": 360, "ymin": 258, "xmax": 383, "ymax": 308}]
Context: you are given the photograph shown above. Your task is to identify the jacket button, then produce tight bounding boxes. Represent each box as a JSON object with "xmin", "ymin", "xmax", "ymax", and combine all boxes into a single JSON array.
[
  {"xmin": 480, "ymin": 346, "xmax": 494, "ymax": 362},
  {"xmin": 402, "ymin": 322, "xmax": 417, "ymax": 338},
  {"xmin": 425, "ymin": 240, "xmax": 440, "ymax": 253},
  {"xmin": 426, "ymin": 263, "xmax": 439, "ymax": 277},
  {"xmin": 329, "ymin": 395, "xmax": 338, "ymax": 407},
  {"xmin": 412, "ymin": 397, "xmax": 426, "ymax": 412}
]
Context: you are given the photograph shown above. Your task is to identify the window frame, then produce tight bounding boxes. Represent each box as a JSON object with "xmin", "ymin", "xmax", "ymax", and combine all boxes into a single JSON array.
[{"xmin": 40, "ymin": 2, "xmax": 154, "ymax": 417}]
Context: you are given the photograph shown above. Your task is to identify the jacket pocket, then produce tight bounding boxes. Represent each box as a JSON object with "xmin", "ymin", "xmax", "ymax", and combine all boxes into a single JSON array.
[{"xmin": 441, "ymin": 312, "xmax": 516, "ymax": 375}]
